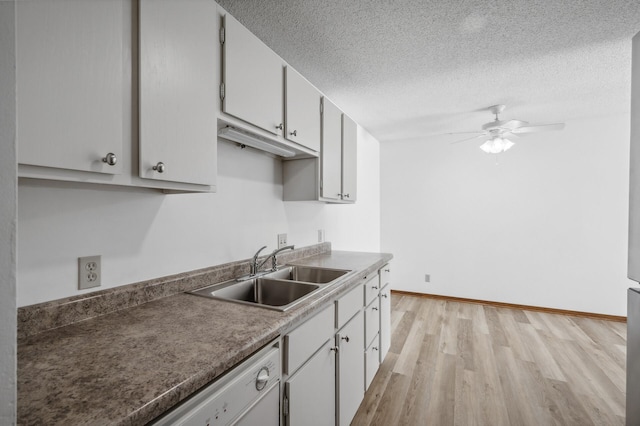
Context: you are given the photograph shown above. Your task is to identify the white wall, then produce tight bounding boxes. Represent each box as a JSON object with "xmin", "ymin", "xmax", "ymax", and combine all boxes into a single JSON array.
[
  {"xmin": 18, "ymin": 126, "xmax": 380, "ymax": 307},
  {"xmin": 0, "ymin": 1, "xmax": 17, "ymax": 423},
  {"xmin": 381, "ymin": 114, "xmax": 631, "ymax": 316}
]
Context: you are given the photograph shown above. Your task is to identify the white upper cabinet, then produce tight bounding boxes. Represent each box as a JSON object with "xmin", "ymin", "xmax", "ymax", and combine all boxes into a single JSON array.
[
  {"xmin": 17, "ymin": 0, "xmax": 124, "ymax": 175},
  {"xmin": 285, "ymin": 67, "xmax": 321, "ymax": 152},
  {"xmin": 321, "ymin": 98, "xmax": 343, "ymax": 201},
  {"xmin": 222, "ymin": 13, "xmax": 284, "ymax": 136},
  {"xmin": 341, "ymin": 114, "xmax": 358, "ymax": 201},
  {"xmin": 139, "ymin": 0, "xmax": 217, "ymax": 186}
]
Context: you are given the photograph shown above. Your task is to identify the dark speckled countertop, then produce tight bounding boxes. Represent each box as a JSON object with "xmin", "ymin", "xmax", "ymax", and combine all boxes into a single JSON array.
[{"xmin": 17, "ymin": 248, "xmax": 392, "ymax": 425}]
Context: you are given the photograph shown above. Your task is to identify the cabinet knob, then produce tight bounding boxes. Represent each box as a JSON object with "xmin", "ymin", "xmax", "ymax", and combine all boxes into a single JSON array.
[
  {"xmin": 102, "ymin": 153, "xmax": 117, "ymax": 166},
  {"xmin": 373, "ymin": 347, "xmax": 379, "ymax": 351},
  {"xmin": 341, "ymin": 336, "xmax": 350, "ymax": 343},
  {"xmin": 372, "ymin": 286, "xmax": 378, "ymax": 290},
  {"xmin": 275, "ymin": 123, "xmax": 283, "ymax": 130},
  {"xmin": 290, "ymin": 130, "xmax": 297, "ymax": 137},
  {"xmin": 372, "ymin": 307, "xmax": 379, "ymax": 311},
  {"xmin": 385, "ymin": 269, "xmax": 390, "ymax": 272},
  {"xmin": 330, "ymin": 346, "xmax": 339, "ymax": 353},
  {"xmin": 382, "ymin": 293, "xmax": 389, "ymax": 298},
  {"xmin": 152, "ymin": 162, "xmax": 166, "ymax": 173},
  {"xmin": 343, "ymin": 193, "xmax": 350, "ymax": 199}
]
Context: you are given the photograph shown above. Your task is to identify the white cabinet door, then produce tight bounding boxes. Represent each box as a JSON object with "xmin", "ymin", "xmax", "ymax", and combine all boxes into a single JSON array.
[
  {"xmin": 337, "ymin": 310, "xmax": 365, "ymax": 426},
  {"xmin": 341, "ymin": 114, "xmax": 358, "ymax": 201},
  {"xmin": 365, "ymin": 337, "xmax": 380, "ymax": 391},
  {"xmin": 321, "ymin": 98, "xmax": 343, "ymax": 201},
  {"xmin": 286, "ymin": 340, "xmax": 336, "ymax": 426},
  {"xmin": 223, "ymin": 14, "xmax": 284, "ymax": 136},
  {"xmin": 139, "ymin": 0, "xmax": 217, "ymax": 186},
  {"xmin": 365, "ymin": 299, "xmax": 380, "ymax": 349},
  {"xmin": 17, "ymin": 0, "xmax": 124, "ymax": 175},
  {"xmin": 285, "ymin": 67, "xmax": 321, "ymax": 152},
  {"xmin": 379, "ymin": 284, "xmax": 391, "ymax": 363}
]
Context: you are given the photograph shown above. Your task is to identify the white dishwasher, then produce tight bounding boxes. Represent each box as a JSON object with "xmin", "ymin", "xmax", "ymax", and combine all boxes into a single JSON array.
[{"xmin": 152, "ymin": 340, "xmax": 281, "ymax": 426}]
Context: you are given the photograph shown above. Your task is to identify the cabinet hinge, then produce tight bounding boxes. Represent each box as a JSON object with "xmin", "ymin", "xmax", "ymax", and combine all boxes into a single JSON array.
[
  {"xmin": 220, "ymin": 26, "xmax": 225, "ymax": 45},
  {"xmin": 283, "ymin": 394, "xmax": 289, "ymax": 416},
  {"xmin": 220, "ymin": 82, "xmax": 225, "ymax": 101}
]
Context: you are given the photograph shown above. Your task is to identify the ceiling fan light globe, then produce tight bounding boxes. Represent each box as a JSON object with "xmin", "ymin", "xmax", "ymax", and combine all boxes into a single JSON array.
[{"xmin": 479, "ymin": 137, "xmax": 515, "ymax": 154}]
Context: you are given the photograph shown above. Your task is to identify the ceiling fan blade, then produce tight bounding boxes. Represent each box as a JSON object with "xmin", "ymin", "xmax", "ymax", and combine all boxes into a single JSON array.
[
  {"xmin": 500, "ymin": 119, "xmax": 528, "ymax": 130},
  {"xmin": 446, "ymin": 131, "xmax": 487, "ymax": 136},
  {"xmin": 511, "ymin": 123, "xmax": 565, "ymax": 134},
  {"xmin": 450, "ymin": 134, "xmax": 488, "ymax": 144}
]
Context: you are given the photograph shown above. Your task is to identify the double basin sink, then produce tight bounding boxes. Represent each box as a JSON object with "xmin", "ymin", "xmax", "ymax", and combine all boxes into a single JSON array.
[{"xmin": 189, "ymin": 265, "xmax": 351, "ymax": 311}]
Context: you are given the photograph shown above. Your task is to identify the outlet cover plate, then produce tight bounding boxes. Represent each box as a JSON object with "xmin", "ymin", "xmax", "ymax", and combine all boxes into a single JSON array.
[
  {"xmin": 277, "ymin": 233, "xmax": 287, "ymax": 249},
  {"xmin": 79, "ymin": 255, "xmax": 101, "ymax": 290}
]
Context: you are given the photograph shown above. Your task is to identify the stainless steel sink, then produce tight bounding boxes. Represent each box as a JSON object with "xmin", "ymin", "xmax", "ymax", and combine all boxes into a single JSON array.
[
  {"xmin": 189, "ymin": 277, "xmax": 320, "ymax": 311},
  {"xmin": 264, "ymin": 265, "xmax": 349, "ymax": 284},
  {"xmin": 188, "ymin": 265, "xmax": 350, "ymax": 311}
]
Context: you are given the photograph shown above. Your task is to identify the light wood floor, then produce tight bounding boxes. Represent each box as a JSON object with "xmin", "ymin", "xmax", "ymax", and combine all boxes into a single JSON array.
[{"xmin": 352, "ymin": 293, "xmax": 627, "ymax": 426}]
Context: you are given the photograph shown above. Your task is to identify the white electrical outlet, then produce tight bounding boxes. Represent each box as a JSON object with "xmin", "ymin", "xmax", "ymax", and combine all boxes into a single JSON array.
[
  {"xmin": 318, "ymin": 229, "xmax": 325, "ymax": 243},
  {"xmin": 79, "ymin": 255, "xmax": 101, "ymax": 290},
  {"xmin": 277, "ymin": 233, "xmax": 288, "ymax": 249},
  {"xmin": 425, "ymin": 274, "xmax": 431, "ymax": 283}
]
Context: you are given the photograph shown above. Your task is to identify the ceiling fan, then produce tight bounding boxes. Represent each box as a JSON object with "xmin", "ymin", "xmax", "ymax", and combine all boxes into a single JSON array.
[{"xmin": 450, "ymin": 105, "xmax": 565, "ymax": 154}]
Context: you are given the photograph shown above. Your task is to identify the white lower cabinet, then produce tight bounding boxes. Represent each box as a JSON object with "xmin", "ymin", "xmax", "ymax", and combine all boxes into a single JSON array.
[
  {"xmin": 282, "ymin": 268, "xmax": 392, "ymax": 425},
  {"xmin": 336, "ymin": 310, "xmax": 364, "ymax": 426}
]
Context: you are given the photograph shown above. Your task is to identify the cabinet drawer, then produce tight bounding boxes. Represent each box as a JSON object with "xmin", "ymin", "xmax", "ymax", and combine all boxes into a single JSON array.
[
  {"xmin": 379, "ymin": 264, "xmax": 391, "ymax": 289},
  {"xmin": 364, "ymin": 274, "xmax": 379, "ymax": 307},
  {"xmin": 284, "ymin": 304, "xmax": 334, "ymax": 375},
  {"xmin": 365, "ymin": 336, "xmax": 380, "ymax": 391},
  {"xmin": 365, "ymin": 299, "xmax": 380, "ymax": 348},
  {"xmin": 336, "ymin": 283, "xmax": 363, "ymax": 330}
]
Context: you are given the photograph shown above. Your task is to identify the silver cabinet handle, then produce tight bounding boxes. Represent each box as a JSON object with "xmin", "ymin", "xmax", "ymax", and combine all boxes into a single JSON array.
[
  {"xmin": 152, "ymin": 162, "xmax": 165, "ymax": 173},
  {"xmin": 102, "ymin": 153, "xmax": 117, "ymax": 166},
  {"xmin": 276, "ymin": 123, "xmax": 283, "ymax": 130},
  {"xmin": 341, "ymin": 336, "xmax": 350, "ymax": 343},
  {"xmin": 290, "ymin": 130, "xmax": 297, "ymax": 136},
  {"xmin": 330, "ymin": 346, "xmax": 339, "ymax": 353}
]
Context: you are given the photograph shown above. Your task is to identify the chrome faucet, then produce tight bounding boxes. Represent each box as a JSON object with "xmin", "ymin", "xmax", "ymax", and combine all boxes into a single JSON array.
[
  {"xmin": 250, "ymin": 246, "xmax": 267, "ymax": 276},
  {"xmin": 256, "ymin": 245, "xmax": 295, "ymax": 273}
]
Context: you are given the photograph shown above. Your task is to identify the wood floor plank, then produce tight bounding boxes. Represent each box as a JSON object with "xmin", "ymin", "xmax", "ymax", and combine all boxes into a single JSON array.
[
  {"xmin": 519, "ymin": 322, "xmax": 566, "ymax": 381},
  {"xmin": 483, "ymin": 305, "xmax": 509, "ymax": 347},
  {"xmin": 352, "ymin": 295, "xmax": 627, "ymax": 426},
  {"xmin": 471, "ymin": 329, "xmax": 510, "ymax": 425},
  {"xmin": 439, "ymin": 302, "xmax": 459, "ymax": 355},
  {"xmin": 352, "ymin": 352, "xmax": 398, "ymax": 426},
  {"xmin": 393, "ymin": 318, "xmax": 427, "ymax": 376},
  {"xmin": 397, "ymin": 334, "xmax": 440, "ymax": 425},
  {"xmin": 368, "ymin": 372, "xmax": 412, "ymax": 426}
]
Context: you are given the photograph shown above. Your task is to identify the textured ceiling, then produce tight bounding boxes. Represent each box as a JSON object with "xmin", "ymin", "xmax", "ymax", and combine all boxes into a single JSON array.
[{"xmin": 216, "ymin": 0, "xmax": 640, "ymax": 143}]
